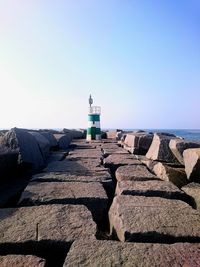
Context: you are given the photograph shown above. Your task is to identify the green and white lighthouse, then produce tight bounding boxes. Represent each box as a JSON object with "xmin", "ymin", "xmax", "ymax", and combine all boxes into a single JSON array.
[{"xmin": 86, "ymin": 94, "xmax": 101, "ymax": 141}]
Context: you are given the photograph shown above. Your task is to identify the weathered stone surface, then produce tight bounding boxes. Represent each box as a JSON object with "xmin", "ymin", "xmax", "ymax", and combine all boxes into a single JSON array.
[
  {"xmin": 31, "ymin": 171, "xmax": 112, "ymax": 183},
  {"xmin": 115, "ymin": 180, "xmax": 190, "ymax": 203},
  {"xmin": 53, "ymin": 133, "xmax": 72, "ymax": 149},
  {"xmin": 100, "ymin": 143, "xmax": 119, "ymax": 149},
  {"xmin": 47, "ymin": 151, "xmax": 67, "ymax": 163},
  {"xmin": 68, "ymin": 148, "xmax": 102, "ymax": 159},
  {"xmin": 29, "ymin": 131, "xmax": 50, "ymax": 160},
  {"xmin": 0, "ymin": 146, "xmax": 18, "ymax": 177},
  {"xmin": 169, "ymin": 139, "xmax": 200, "ymax": 165},
  {"xmin": 109, "ymin": 196, "xmax": 200, "ymax": 242},
  {"xmin": 63, "ymin": 128, "xmax": 84, "ymax": 139},
  {"xmin": 102, "ymin": 148, "xmax": 129, "ymax": 157},
  {"xmin": 153, "ymin": 162, "xmax": 188, "ymax": 188},
  {"xmin": 115, "ymin": 164, "xmax": 157, "ymax": 181},
  {"xmin": 106, "ymin": 130, "xmax": 122, "ymax": 139},
  {"xmin": 0, "ymin": 255, "xmax": 45, "ymax": 267},
  {"xmin": 18, "ymin": 182, "xmax": 108, "ymax": 223},
  {"xmin": 40, "ymin": 131, "xmax": 58, "ymax": 148},
  {"xmin": 64, "ymin": 239, "xmax": 200, "ymax": 267},
  {"xmin": 0, "ymin": 204, "xmax": 96, "ymax": 244},
  {"xmin": 182, "ymin": 183, "xmax": 200, "ymax": 210},
  {"xmin": 104, "ymin": 154, "xmax": 141, "ymax": 173},
  {"xmin": 183, "ymin": 148, "xmax": 200, "ymax": 181},
  {"xmin": 123, "ymin": 133, "xmax": 153, "ymax": 155},
  {"xmin": 146, "ymin": 133, "xmax": 180, "ymax": 163},
  {"xmin": 44, "ymin": 158, "xmax": 105, "ymax": 174},
  {"xmin": 0, "ymin": 128, "xmax": 44, "ymax": 170}
]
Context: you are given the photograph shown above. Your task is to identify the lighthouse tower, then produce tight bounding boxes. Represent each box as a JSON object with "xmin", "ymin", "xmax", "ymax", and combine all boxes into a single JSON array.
[{"xmin": 86, "ymin": 95, "xmax": 101, "ymax": 141}]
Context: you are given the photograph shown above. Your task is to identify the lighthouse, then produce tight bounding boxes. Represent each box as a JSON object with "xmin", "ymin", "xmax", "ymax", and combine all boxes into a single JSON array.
[{"xmin": 86, "ymin": 94, "xmax": 101, "ymax": 141}]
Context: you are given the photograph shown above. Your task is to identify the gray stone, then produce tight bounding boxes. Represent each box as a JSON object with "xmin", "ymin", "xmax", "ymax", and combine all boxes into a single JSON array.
[
  {"xmin": 109, "ymin": 196, "xmax": 200, "ymax": 242},
  {"xmin": 123, "ymin": 133, "xmax": 153, "ymax": 155},
  {"xmin": 106, "ymin": 130, "xmax": 121, "ymax": 139},
  {"xmin": 0, "ymin": 255, "xmax": 46, "ymax": 267},
  {"xmin": 183, "ymin": 148, "xmax": 200, "ymax": 181},
  {"xmin": 102, "ymin": 148, "xmax": 129, "ymax": 157},
  {"xmin": 43, "ymin": 158, "xmax": 105, "ymax": 174},
  {"xmin": 18, "ymin": 181, "xmax": 108, "ymax": 223},
  {"xmin": 115, "ymin": 164, "xmax": 157, "ymax": 181},
  {"xmin": 104, "ymin": 154, "xmax": 141, "ymax": 173},
  {"xmin": 182, "ymin": 183, "xmax": 200, "ymax": 211},
  {"xmin": 115, "ymin": 180, "xmax": 190, "ymax": 203},
  {"xmin": 64, "ymin": 239, "xmax": 200, "ymax": 267},
  {"xmin": 169, "ymin": 139, "xmax": 200, "ymax": 165},
  {"xmin": 0, "ymin": 128, "xmax": 44, "ymax": 170},
  {"xmin": 40, "ymin": 131, "xmax": 58, "ymax": 148},
  {"xmin": 31, "ymin": 171, "xmax": 112, "ymax": 183},
  {"xmin": 0, "ymin": 204, "xmax": 96, "ymax": 244},
  {"xmin": 68, "ymin": 148, "xmax": 102, "ymax": 159},
  {"xmin": 53, "ymin": 133, "xmax": 72, "ymax": 149},
  {"xmin": 146, "ymin": 133, "xmax": 180, "ymax": 163},
  {"xmin": 153, "ymin": 162, "xmax": 188, "ymax": 188},
  {"xmin": 29, "ymin": 131, "xmax": 50, "ymax": 160},
  {"xmin": 0, "ymin": 146, "xmax": 18, "ymax": 177}
]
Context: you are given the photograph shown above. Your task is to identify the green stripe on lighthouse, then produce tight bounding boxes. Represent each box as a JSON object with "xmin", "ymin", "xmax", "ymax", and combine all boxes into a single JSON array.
[{"xmin": 88, "ymin": 114, "xmax": 100, "ymax": 121}]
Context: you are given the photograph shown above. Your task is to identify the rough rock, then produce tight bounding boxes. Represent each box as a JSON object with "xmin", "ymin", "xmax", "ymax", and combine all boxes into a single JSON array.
[
  {"xmin": 146, "ymin": 133, "xmax": 180, "ymax": 163},
  {"xmin": 29, "ymin": 131, "xmax": 50, "ymax": 160},
  {"xmin": 44, "ymin": 158, "xmax": 106, "ymax": 174},
  {"xmin": 182, "ymin": 183, "xmax": 200, "ymax": 210},
  {"xmin": 123, "ymin": 132, "xmax": 153, "ymax": 155},
  {"xmin": 18, "ymin": 181, "xmax": 108, "ymax": 223},
  {"xmin": 115, "ymin": 164, "xmax": 157, "ymax": 181},
  {"xmin": 0, "ymin": 255, "xmax": 45, "ymax": 267},
  {"xmin": 169, "ymin": 139, "xmax": 200, "ymax": 165},
  {"xmin": 31, "ymin": 171, "xmax": 112, "ymax": 183},
  {"xmin": 53, "ymin": 133, "xmax": 72, "ymax": 149},
  {"xmin": 104, "ymin": 154, "xmax": 141, "ymax": 173},
  {"xmin": 0, "ymin": 128, "xmax": 44, "ymax": 170},
  {"xmin": 68, "ymin": 148, "xmax": 102, "ymax": 159},
  {"xmin": 183, "ymin": 148, "xmax": 200, "ymax": 181},
  {"xmin": 63, "ymin": 128, "xmax": 84, "ymax": 139},
  {"xmin": 0, "ymin": 204, "xmax": 96, "ymax": 244},
  {"xmin": 102, "ymin": 148, "xmax": 129, "ymax": 157},
  {"xmin": 0, "ymin": 146, "xmax": 18, "ymax": 177},
  {"xmin": 115, "ymin": 180, "xmax": 190, "ymax": 203},
  {"xmin": 64, "ymin": 239, "xmax": 200, "ymax": 267},
  {"xmin": 40, "ymin": 131, "xmax": 58, "ymax": 148},
  {"xmin": 109, "ymin": 196, "xmax": 200, "ymax": 242},
  {"xmin": 153, "ymin": 162, "xmax": 188, "ymax": 188},
  {"xmin": 106, "ymin": 130, "xmax": 122, "ymax": 139}
]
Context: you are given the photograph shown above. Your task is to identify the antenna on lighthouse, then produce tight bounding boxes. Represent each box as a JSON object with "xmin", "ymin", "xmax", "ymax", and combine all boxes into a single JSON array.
[{"xmin": 89, "ymin": 94, "xmax": 93, "ymax": 107}]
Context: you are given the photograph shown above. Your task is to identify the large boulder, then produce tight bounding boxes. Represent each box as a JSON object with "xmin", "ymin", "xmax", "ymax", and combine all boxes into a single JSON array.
[
  {"xmin": 182, "ymin": 183, "xmax": 200, "ymax": 210},
  {"xmin": 0, "ymin": 204, "xmax": 96, "ymax": 244},
  {"xmin": 0, "ymin": 128, "xmax": 44, "ymax": 170},
  {"xmin": 109, "ymin": 195, "xmax": 200, "ymax": 242},
  {"xmin": 18, "ymin": 181, "xmax": 108, "ymax": 224},
  {"xmin": 115, "ymin": 180, "xmax": 190, "ymax": 204},
  {"xmin": 123, "ymin": 132, "xmax": 153, "ymax": 155},
  {"xmin": 169, "ymin": 139, "xmax": 200, "ymax": 165},
  {"xmin": 183, "ymin": 148, "xmax": 200, "ymax": 181},
  {"xmin": 0, "ymin": 255, "xmax": 45, "ymax": 267},
  {"xmin": 106, "ymin": 129, "xmax": 122, "ymax": 139},
  {"xmin": 53, "ymin": 133, "xmax": 72, "ymax": 149},
  {"xmin": 146, "ymin": 133, "xmax": 180, "ymax": 163},
  {"xmin": 115, "ymin": 164, "xmax": 157, "ymax": 181},
  {"xmin": 64, "ymin": 239, "xmax": 200, "ymax": 267},
  {"xmin": 29, "ymin": 131, "xmax": 50, "ymax": 160},
  {"xmin": 63, "ymin": 128, "xmax": 84, "ymax": 139},
  {"xmin": 40, "ymin": 131, "xmax": 58, "ymax": 148},
  {"xmin": 0, "ymin": 146, "xmax": 18, "ymax": 177},
  {"xmin": 153, "ymin": 162, "xmax": 188, "ymax": 188}
]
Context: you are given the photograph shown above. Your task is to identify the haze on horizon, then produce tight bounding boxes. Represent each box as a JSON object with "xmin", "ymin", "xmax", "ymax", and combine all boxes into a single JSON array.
[{"xmin": 0, "ymin": 0, "xmax": 199, "ymax": 130}]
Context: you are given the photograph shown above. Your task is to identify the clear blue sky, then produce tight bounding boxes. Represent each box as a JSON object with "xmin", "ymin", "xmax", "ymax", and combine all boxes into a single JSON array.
[{"xmin": 0, "ymin": 0, "xmax": 199, "ymax": 129}]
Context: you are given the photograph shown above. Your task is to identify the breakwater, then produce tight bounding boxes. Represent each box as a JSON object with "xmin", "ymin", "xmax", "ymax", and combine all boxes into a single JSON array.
[{"xmin": 0, "ymin": 128, "xmax": 200, "ymax": 266}]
